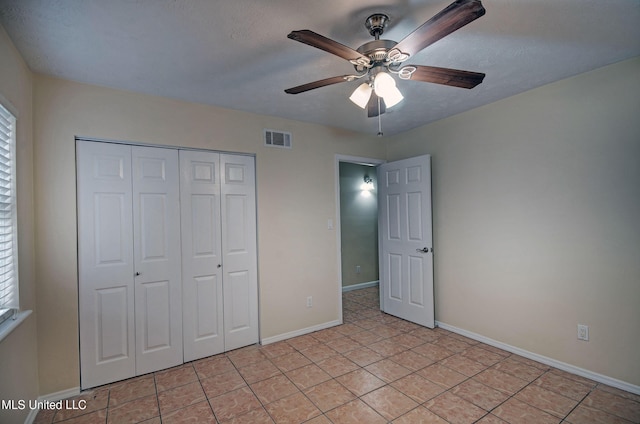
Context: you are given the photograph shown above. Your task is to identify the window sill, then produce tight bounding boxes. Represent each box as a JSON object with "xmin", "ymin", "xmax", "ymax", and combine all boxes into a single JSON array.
[{"xmin": 0, "ymin": 310, "xmax": 32, "ymax": 343}]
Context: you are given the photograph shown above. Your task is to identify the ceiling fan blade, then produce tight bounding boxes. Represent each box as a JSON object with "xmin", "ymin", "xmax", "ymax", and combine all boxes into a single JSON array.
[
  {"xmin": 284, "ymin": 75, "xmax": 351, "ymax": 94},
  {"xmin": 288, "ymin": 30, "xmax": 369, "ymax": 65},
  {"xmin": 367, "ymin": 93, "xmax": 386, "ymax": 118},
  {"xmin": 394, "ymin": 0, "xmax": 485, "ymax": 58},
  {"xmin": 404, "ymin": 65, "xmax": 485, "ymax": 89}
]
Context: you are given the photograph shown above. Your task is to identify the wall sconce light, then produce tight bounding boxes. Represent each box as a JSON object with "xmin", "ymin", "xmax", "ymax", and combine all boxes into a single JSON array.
[{"xmin": 361, "ymin": 175, "xmax": 375, "ymax": 197}]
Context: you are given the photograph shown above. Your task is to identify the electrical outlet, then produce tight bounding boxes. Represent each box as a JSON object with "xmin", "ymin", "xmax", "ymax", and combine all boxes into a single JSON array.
[
  {"xmin": 577, "ymin": 324, "xmax": 589, "ymax": 341},
  {"xmin": 356, "ymin": 265, "xmax": 361, "ymax": 274},
  {"xmin": 306, "ymin": 296, "xmax": 312, "ymax": 308}
]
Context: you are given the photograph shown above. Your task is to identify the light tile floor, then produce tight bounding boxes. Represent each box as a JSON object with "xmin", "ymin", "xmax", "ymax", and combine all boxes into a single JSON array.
[{"xmin": 35, "ymin": 287, "xmax": 640, "ymax": 423}]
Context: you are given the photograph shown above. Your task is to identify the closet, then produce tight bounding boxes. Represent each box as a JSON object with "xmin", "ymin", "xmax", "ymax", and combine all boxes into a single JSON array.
[{"xmin": 77, "ymin": 140, "xmax": 258, "ymax": 389}]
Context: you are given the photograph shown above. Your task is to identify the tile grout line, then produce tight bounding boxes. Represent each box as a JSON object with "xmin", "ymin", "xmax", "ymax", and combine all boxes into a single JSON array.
[{"xmin": 195, "ymin": 360, "xmax": 221, "ymax": 424}]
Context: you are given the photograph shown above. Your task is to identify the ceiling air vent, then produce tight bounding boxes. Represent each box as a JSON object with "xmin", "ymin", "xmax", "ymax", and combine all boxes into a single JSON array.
[{"xmin": 264, "ymin": 129, "xmax": 292, "ymax": 149}]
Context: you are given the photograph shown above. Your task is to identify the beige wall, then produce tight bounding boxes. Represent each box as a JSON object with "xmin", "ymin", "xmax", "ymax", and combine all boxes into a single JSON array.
[
  {"xmin": 0, "ymin": 25, "xmax": 38, "ymax": 424},
  {"xmin": 32, "ymin": 75, "xmax": 386, "ymax": 393},
  {"xmin": 386, "ymin": 57, "xmax": 640, "ymax": 386}
]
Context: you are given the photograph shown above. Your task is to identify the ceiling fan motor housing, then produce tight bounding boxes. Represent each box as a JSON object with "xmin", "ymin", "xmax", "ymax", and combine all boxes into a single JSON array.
[{"xmin": 357, "ymin": 39, "xmax": 398, "ymax": 63}]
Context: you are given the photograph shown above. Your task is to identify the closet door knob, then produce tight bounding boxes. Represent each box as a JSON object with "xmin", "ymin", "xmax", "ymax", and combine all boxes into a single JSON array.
[{"xmin": 135, "ymin": 272, "xmax": 141, "ymax": 276}]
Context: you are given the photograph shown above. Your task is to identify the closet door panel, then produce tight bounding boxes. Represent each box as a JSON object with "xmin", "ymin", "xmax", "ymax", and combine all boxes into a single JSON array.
[
  {"xmin": 194, "ymin": 275, "xmax": 220, "ymax": 335},
  {"xmin": 132, "ymin": 146, "xmax": 183, "ymax": 374},
  {"xmin": 221, "ymin": 155, "xmax": 258, "ymax": 350},
  {"xmin": 95, "ymin": 287, "xmax": 129, "ymax": 359},
  {"xmin": 225, "ymin": 195, "xmax": 249, "ymax": 253},
  {"xmin": 180, "ymin": 151, "xmax": 224, "ymax": 361},
  {"xmin": 139, "ymin": 193, "xmax": 170, "ymax": 260},
  {"xmin": 77, "ymin": 141, "xmax": 135, "ymax": 389},
  {"xmin": 227, "ymin": 270, "xmax": 251, "ymax": 332}
]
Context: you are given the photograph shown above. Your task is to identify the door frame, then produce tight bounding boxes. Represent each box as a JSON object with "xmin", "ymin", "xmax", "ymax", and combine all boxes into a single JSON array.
[{"xmin": 334, "ymin": 154, "xmax": 385, "ymax": 323}]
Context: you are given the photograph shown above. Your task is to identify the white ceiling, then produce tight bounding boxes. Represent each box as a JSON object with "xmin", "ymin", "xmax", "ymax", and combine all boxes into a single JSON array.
[{"xmin": 1, "ymin": 0, "xmax": 639, "ymax": 136}]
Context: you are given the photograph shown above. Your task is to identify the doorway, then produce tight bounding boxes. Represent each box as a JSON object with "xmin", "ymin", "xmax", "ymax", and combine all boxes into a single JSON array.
[
  {"xmin": 335, "ymin": 155, "xmax": 385, "ymax": 322},
  {"xmin": 336, "ymin": 154, "xmax": 435, "ymax": 328}
]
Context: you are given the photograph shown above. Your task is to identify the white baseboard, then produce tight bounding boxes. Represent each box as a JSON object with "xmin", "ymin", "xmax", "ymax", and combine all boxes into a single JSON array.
[
  {"xmin": 24, "ymin": 387, "xmax": 81, "ymax": 424},
  {"xmin": 436, "ymin": 321, "xmax": 640, "ymax": 396},
  {"xmin": 25, "ymin": 408, "xmax": 40, "ymax": 424},
  {"xmin": 342, "ymin": 281, "xmax": 379, "ymax": 292},
  {"xmin": 38, "ymin": 386, "xmax": 81, "ymax": 403},
  {"xmin": 260, "ymin": 320, "xmax": 341, "ymax": 345}
]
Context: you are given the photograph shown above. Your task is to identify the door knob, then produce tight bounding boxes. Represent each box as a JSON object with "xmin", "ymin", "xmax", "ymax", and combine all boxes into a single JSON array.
[
  {"xmin": 416, "ymin": 247, "xmax": 430, "ymax": 253},
  {"xmin": 135, "ymin": 272, "xmax": 141, "ymax": 276}
]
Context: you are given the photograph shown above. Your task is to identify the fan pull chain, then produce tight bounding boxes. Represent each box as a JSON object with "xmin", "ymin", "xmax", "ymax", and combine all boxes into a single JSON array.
[{"xmin": 377, "ymin": 96, "xmax": 383, "ymax": 137}]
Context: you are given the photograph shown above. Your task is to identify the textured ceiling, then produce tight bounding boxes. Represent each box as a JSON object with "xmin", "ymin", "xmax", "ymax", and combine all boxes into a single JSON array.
[{"xmin": 1, "ymin": 0, "xmax": 639, "ymax": 136}]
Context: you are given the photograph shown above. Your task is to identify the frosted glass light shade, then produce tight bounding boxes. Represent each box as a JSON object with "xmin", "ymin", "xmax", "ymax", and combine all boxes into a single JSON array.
[
  {"xmin": 349, "ymin": 83, "xmax": 372, "ymax": 109},
  {"xmin": 382, "ymin": 85, "xmax": 404, "ymax": 107},
  {"xmin": 374, "ymin": 72, "xmax": 403, "ymax": 108},
  {"xmin": 373, "ymin": 72, "xmax": 395, "ymax": 97}
]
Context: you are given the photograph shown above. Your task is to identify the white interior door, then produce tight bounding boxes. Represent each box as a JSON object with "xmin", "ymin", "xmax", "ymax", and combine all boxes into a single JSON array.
[
  {"xmin": 220, "ymin": 154, "xmax": 259, "ymax": 350},
  {"xmin": 180, "ymin": 150, "xmax": 224, "ymax": 361},
  {"xmin": 132, "ymin": 146, "xmax": 183, "ymax": 374},
  {"xmin": 378, "ymin": 155, "xmax": 434, "ymax": 328},
  {"xmin": 77, "ymin": 141, "xmax": 135, "ymax": 389}
]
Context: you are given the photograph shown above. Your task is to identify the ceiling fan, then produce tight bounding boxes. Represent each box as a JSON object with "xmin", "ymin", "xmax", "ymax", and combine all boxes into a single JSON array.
[{"xmin": 284, "ymin": 0, "xmax": 486, "ymax": 119}]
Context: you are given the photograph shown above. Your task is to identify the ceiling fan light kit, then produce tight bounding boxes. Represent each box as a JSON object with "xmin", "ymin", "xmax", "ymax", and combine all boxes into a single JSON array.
[
  {"xmin": 285, "ymin": 0, "xmax": 487, "ymax": 132},
  {"xmin": 348, "ymin": 71, "xmax": 403, "ymax": 110}
]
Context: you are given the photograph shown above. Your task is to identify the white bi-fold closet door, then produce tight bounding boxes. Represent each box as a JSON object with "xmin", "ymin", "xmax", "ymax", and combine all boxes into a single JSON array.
[
  {"xmin": 180, "ymin": 149, "xmax": 258, "ymax": 362},
  {"xmin": 77, "ymin": 141, "xmax": 258, "ymax": 389}
]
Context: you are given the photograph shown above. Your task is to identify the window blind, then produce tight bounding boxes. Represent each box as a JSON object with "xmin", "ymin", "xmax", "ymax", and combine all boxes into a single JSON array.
[{"xmin": 0, "ymin": 103, "xmax": 18, "ymax": 319}]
